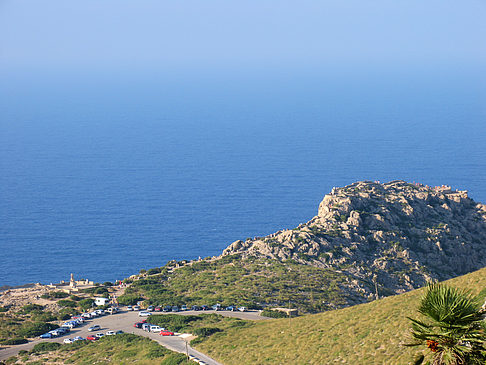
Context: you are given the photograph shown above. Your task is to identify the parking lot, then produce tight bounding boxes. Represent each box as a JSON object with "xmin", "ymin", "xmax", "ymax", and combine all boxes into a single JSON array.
[{"xmin": 0, "ymin": 307, "xmax": 267, "ymax": 364}]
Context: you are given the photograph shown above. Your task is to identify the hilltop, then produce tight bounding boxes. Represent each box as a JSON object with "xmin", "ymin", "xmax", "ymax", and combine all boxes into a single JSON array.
[
  {"xmin": 222, "ymin": 180, "xmax": 486, "ymax": 299},
  {"xmin": 120, "ymin": 180, "xmax": 486, "ymax": 313}
]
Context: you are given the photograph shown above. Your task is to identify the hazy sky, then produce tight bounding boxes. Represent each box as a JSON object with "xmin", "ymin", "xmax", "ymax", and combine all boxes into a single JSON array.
[{"xmin": 1, "ymin": 0, "xmax": 485, "ymax": 76}]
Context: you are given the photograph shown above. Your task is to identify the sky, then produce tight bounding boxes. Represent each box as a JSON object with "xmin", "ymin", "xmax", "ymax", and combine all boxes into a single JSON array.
[{"xmin": 1, "ymin": 0, "xmax": 485, "ymax": 78}]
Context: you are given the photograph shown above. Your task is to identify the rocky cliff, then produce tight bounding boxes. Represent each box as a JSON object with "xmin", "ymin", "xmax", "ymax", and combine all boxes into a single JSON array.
[{"xmin": 221, "ymin": 180, "xmax": 486, "ymax": 300}]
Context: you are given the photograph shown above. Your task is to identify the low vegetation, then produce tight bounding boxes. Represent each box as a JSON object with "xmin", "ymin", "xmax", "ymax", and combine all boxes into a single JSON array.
[
  {"xmin": 5, "ymin": 334, "xmax": 193, "ymax": 364},
  {"xmin": 191, "ymin": 267, "xmax": 486, "ymax": 364},
  {"xmin": 119, "ymin": 254, "xmax": 357, "ymax": 313},
  {"xmin": 0, "ymin": 285, "xmax": 110, "ymax": 343},
  {"xmin": 0, "ymin": 304, "xmax": 60, "ymax": 344}
]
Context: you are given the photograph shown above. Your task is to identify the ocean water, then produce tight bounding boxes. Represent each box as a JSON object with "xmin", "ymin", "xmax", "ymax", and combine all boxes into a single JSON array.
[{"xmin": 1, "ymin": 69, "xmax": 485, "ymax": 286}]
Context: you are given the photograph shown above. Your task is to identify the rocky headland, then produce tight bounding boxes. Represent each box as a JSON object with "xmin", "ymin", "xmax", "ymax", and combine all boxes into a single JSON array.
[{"xmin": 221, "ymin": 180, "xmax": 486, "ymax": 300}]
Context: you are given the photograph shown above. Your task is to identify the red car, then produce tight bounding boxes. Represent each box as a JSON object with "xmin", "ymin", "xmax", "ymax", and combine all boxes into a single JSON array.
[
  {"xmin": 160, "ymin": 330, "xmax": 174, "ymax": 336},
  {"xmin": 86, "ymin": 335, "xmax": 98, "ymax": 341},
  {"xmin": 134, "ymin": 322, "xmax": 144, "ymax": 328}
]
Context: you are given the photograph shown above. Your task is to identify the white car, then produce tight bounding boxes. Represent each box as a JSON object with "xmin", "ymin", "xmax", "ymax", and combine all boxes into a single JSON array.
[
  {"xmin": 150, "ymin": 325, "xmax": 163, "ymax": 333},
  {"xmin": 95, "ymin": 333, "xmax": 105, "ymax": 338},
  {"xmin": 238, "ymin": 307, "xmax": 247, "ymax": 312},
  {"xmin": 138, "ymin": 311, "xmax": 151, "ymax": 317},
  {"xmin": 63, "ymin": 338, "xmax": 74, "ymax": 344},
  {"xmin": 88, "ymin": 325, "xmax": 101, "ymax": 332},
  {"xmin": 106, "ymin": 331, "xmax": 116, "ymax": 336},
  {"xmin": 133, "ymin": 305, "xmax": 140, "ymax": 311}
]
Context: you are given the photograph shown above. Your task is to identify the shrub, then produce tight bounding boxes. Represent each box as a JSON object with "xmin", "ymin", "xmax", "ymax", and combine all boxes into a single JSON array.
[
  {"xmin": 147, "ymin": 268, "xmax": 161, "ymax": 275},
  {"xmin": 57, "ymin": 300, "xmax": 77, "ymax": 308},
  {"xmin": 18, "ymin": 322, "xmax": 58, "ymax": 338},
  {"xmin": 31, "ymin": 312, "xmax": 57, "ymax": 322},
  {"xmin": 78, "ymin": 298, "xmax": 95, "ymax": 310},
  {"xmin": 31, "ymin": 341, "xmax": 61, "ymax": 353},
  {"xmin": 58, "ymin": 312, "xmax": 72, "ymax": 321},
  {"xmin": 103, "ymin": 281, "xmax": 113, "ymax": 287},
  {"xmin": 93, "ymin": 287, "xmax": 109, "ymax": 295},
  {"xmin": 117, "ymin": 294, "xmax": 141, "ymax": 306},
  {"xmin": 262, "ymin": 309, "xmax": 288, "ymax": 318},
  {"xmin": 0, "ymin": 338, "xmax": 28, "ymax": 345},
  {"xmin": 160, "ymin": 353, "xmax": 190, "ymax": 364},
  {"xmin": 146, "ymin": 346, "xmax": 169, "ymax": 359},
  {"xmin": 21, "ymin": 304, "xmax": 44, "ymax": 313},
  {"xmin": 193, "ymin": 327, "xmax": 222, "ymax": 337}
]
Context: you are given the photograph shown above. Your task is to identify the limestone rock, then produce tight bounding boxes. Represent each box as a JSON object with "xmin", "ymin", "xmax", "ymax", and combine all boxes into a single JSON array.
[{"xmin": 219, "ymin": 180, "xmax": 486, "ymax": 303}]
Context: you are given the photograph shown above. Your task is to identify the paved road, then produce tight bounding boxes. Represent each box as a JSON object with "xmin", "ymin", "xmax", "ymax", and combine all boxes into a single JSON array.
[{"xmin": 0, "ymin": 309, "xmax": 267, "ymax": 364}]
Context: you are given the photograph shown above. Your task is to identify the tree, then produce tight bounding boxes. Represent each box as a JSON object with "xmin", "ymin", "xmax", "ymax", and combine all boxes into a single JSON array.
[{"xmin": 407, "ymin": 283, "xmax": 486, "ymax": 365}]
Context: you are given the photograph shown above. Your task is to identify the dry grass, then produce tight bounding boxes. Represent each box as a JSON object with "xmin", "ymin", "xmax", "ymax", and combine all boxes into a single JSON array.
[{"xmin": 196, "ymin": 267, "xmax": 486, "ymax": 365}]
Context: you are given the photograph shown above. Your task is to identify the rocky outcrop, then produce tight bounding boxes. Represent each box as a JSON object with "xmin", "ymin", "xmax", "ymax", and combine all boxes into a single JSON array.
[{"xmin": 221, "ymin": 180, "xmax": 486, "ymax": 300}]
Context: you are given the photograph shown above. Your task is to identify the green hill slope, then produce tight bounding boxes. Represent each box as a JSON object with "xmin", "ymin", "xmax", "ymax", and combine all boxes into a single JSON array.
[{"xmin": 194, "ymin": 267, "xmax": 486, "ymax": 365}]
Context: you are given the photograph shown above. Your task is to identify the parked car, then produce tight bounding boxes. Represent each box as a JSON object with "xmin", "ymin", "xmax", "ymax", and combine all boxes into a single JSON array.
[
  {"xmin": 62, "ymin": 322, "xmax": 75, "ymax": 329},
  {"xmin": 225, "ymin": 306, "xmax": 236, "ymax": 311},
  {"xmin": 238, "ymin": 307, "xmax": 247, "ymax": 312},
  {"xmin": 139, "ymin": 311, "xmax": 151, "ymax": 317},
  {"xmin": 133, "ymin": 305, "xmax": 140, "ymax": 311},
  {"xmin": 89, "ymin": 311, "xmax": 98, "ymax": 318},
  {"xmin": 127, "ymin": 305, "xmax": 133, "ymax": 311},
  {"xmin": 134, "ymin": 322, "xmax": 144, "ymax": 328},
  {"xmin": 106, "ymin": 331, "xmax": 116, "ymax": 336},
  {"xmin": 212, "ymin": 304, "xmax": 221, "ymax": 311},
  {"xmin": 73, "ymin": 336, "xmax": 85, "ymax": 341},
  {"xmin": 191, "ymin": 305, "xmax": 201, "ymax": 311},
  {"xmin": 63, "ymin": 338, "xmax": 74, "ymax": 344},
  {"xmin": 150, "ymin": 325, "xmax": 163, "ymax": 333},
  {"xmin": 107, "ymin": 307, "xmax": 119, "ymax": 314},
  {"xmin": 147, "ymin": 305, "xmax": 154, "ymax": 312},
  {"xmin": 154, "ymin": 306, "xmax": 162, "ymax": 312},
  {"xmin": 95, "ymin": 309, "xmax": 105, "ymax": 316},
  {"xmin": 115, "ymin": 330, "xmax": 124, "ymax": 335},
  {"xmin": 39, "ymin": 332, "xmax": 54, "ymax": 339},
  {"xmin": 142, "ymin": 323, "xmax": 150, "ymax": 331},
  {"xmin": 86, "ymin": 335, "xmax": 98, "ymax": 341},
  {"xmin": 81, "ymin": 313, "xmax": 91, "ymax": 319},
  {"xmin": 49, "ymin": 330, "xmax": 62, "ymax": 337},
  {"xmin": 180, "ymin": 305, "xmax": 187, "ymax": 311},
  {"xmin": 95, "ymin": 333, "xmax": 105, "ymax": 338},
  {"xmin": 88, "ymin": 325, "xmax": 101, "ymax": 332},
  {"xmin": 160, "ymin": 330, "xmax": 174, "ymax": 336},
  {"xmin": 171, "ymin": 306, "xmax": 179, "ymax": 312},
  {"xmin": 201, "ymin": 305, "xmax": 210, "ymax": 311},
  {"xmin": 163, "ymin": 306, "xmax": 172, "ymax": 312}
]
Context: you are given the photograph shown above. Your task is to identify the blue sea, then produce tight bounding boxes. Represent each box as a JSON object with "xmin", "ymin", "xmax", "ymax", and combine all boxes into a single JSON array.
[{"xmin": 1, "ymin": 68, "xmax": 485, "ymax": 286}]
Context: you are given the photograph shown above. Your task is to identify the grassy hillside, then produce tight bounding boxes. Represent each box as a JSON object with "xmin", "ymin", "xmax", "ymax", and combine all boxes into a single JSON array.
[
  {"xmin": 5, "ymin": 334, "xmax": 192, "ymax": 365},
  {"xmin": 120, "ymin": 254, "xmax": 364, "ymax": 313},
  {"xmin": 194, "ymin": 267, "xmax": 486, "ymax": 365}
]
